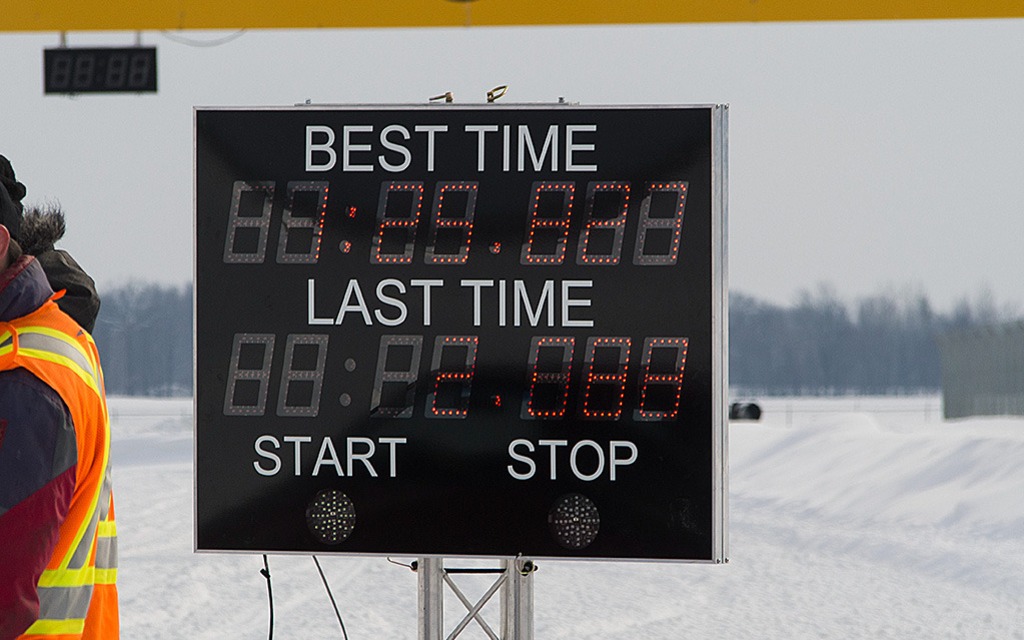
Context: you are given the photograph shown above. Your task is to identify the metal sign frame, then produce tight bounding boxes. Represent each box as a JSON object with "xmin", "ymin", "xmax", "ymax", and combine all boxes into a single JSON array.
[{"xmin": 194, "ymin": 103, "xmax": 728, "ymax": 563}]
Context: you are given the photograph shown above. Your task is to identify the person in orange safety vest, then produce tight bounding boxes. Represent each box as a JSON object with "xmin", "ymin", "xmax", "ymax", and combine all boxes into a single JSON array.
[{"xmin": 0, "ymin": 157, "xmax": 118, "ymax": 639}]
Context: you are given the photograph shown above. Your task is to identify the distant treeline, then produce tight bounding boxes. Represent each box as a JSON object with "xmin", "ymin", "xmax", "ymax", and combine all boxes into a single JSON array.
[
  {"xmin": 88, "ymin": 281, "xmax": 1013, "ymax": 397},
  {"xmin": 91, "ymin": 282, "xmax": 192, "ymax": 397},
  {"xmin": 731, "ymin": 287, "xmax": 1012, "ymax": 396}
]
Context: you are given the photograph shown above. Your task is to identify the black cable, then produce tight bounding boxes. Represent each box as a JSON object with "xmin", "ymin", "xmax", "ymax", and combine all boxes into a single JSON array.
[
  {"xmin": 313, "ymin": 556, "xmax": 349, "ymax": 640},
  {"xmin": 261, "ymin": 555, "xmax": 274, "ymax": 640}
]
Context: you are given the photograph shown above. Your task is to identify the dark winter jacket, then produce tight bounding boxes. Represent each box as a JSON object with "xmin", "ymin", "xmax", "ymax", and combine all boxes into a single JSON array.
[
  {"xmin": 17, "ymin": 206, "xmax": 101, "ymax": 333},
  {"xmin": 0, "ymin": 255, "xmax": 78, "ymax": 638}
]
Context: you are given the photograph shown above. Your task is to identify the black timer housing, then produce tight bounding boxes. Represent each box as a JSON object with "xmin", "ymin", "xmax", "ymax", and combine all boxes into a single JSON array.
[
  {"xmin": 194, "ymin": 105, "xmax": 728, "ymax": 562},
  {"xmin": 44, "ymin": 47, "xmax": 157, "ymax": 94}
]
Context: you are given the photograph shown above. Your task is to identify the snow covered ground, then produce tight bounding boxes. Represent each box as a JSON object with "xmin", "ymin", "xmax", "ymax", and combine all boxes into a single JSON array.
[{"xmin": 110, "ymin": 396, "xmax": 1023, "ymax": 639}]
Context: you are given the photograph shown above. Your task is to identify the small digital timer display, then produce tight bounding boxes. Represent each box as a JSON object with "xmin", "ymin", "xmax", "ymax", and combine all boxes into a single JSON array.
[
  {"xmin": 194, "ymin": 105, "xmax": 728, "ymax": 562},
  {"xmin": 44, "ymin": 47, "xmax": 157, "ymax": 94}
]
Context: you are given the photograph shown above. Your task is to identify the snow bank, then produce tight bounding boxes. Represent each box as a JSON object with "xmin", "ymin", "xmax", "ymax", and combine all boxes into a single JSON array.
[{"xmin": 108, "ymin": 396, "xmax": 1023, "ymax": 638}]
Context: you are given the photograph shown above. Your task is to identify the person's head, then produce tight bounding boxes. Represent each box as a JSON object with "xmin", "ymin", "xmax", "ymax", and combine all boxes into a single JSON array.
[
  {"xmin": 0, "ymin": 155, "xmax": 27, "ymax": 215},
  {"xmin": 0, "ymin": 225, "xmax": 11, "ymax": 271},
  {"xmin": 0, "ymin": 189, "xmax": 20, "ymax": 271},
  {"xmin": 0, "ymin": 154, "xmax": 26, "ymax": 270}
]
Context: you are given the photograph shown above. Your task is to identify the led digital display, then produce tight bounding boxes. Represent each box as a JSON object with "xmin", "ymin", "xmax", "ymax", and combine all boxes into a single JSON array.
[
  {"xmin": 43, "ymin": 47, "xmax": 157, "ymax": 94},
  {"xmin": 195, "ymin": 105, "xmax": 728, "ymax": 561}
]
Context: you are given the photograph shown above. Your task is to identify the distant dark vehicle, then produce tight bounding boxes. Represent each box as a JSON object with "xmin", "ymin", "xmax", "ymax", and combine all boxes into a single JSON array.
[{"xmin": 729, "ymin": 402, "xmax": 762, "ymax": 421}]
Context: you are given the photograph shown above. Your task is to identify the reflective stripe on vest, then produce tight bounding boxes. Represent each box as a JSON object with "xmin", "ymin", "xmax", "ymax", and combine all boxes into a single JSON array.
[
  {"xmin": 16, "ymin": 327, "xmax": 101, "ymax": 397},
  {"xmin": 37, "ymin": 586, "xmax": 93, "ymax": 619},
  {"xmin": 94, "ymin": 474, "xmax": 118, "ymax": 587},
  {"xmin": 1, "ymin": 299, "xmax": 118, "ymax": 639}
]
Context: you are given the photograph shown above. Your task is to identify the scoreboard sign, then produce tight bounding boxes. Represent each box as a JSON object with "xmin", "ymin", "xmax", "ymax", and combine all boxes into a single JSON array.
[{"xmin": 194, "ymin": 105, "xmax": 728, "ymax": 562}]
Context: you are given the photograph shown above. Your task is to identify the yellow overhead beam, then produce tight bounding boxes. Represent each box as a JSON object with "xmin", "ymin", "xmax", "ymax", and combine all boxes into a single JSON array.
[{"xmin": 5, "ymin": 0, "xmax": 1024, "ymax": 31}]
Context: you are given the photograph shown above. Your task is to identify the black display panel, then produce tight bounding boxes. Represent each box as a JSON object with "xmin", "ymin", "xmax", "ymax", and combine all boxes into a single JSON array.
[
  {"xmin": 44, "ymin": 47, "xmax": 157, "ymax": 94},
  {"xmin": 195, "ymin": 105, "xmax": 727, "ymax": 561}
]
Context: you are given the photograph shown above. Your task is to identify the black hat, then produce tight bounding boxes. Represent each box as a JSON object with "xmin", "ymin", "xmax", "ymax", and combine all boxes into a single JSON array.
[{"xmin": 0, "ymin": 154, "xmax": 26, "ymax": 241}]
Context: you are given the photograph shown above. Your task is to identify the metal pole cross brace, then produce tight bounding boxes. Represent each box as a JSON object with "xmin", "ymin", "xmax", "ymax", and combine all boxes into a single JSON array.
[
  {"xmin": 443, "ymin": 570, "xmax": 506, "ymax": 640},
  {"xmin": 415, "ymin": 558, "xmax": 535, "ymax": 640}
]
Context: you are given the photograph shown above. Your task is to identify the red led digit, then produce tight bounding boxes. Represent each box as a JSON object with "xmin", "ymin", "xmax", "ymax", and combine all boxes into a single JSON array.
[
  {"xmin": 277, "ymin": 181, "xmax": 329, "ymax": 264},
  {"xmin": 576, "ymin": 182, "xmax": 629, "ymax": 266},
  {"xmin": 223, "ymin": 333, "xmax": 276, "ymax": 416},
  {"xmin": 522, "ymin": 336, "xmax": 575, "ymax": 419},
  {"xmin": 633, "ymin": 182, "xmax": 688, "ymax": 266},
  {"xmin": 370, "ymin": 335, "xmax": 424, "ymax": 418},
  {"xmin": 635, "ymin": 337, "xmax": 688, "ymax": 421},
  {"xmin": 425, "ymin": 182, "xmax": 478, "ymax": 265},
  {"xmin": 371, "ymin": 181, "xmax": 424, "ymax": 264},
  {"xmin": 520, "ymin": 182, "xmax": 575, "ymax": 265},
  {"xmin": 580, "ymin": 337, "xmax": 631, "ymax": 420},
  {"xmin": 223, "ymin": 181, "xmax": 275, "ymax": 264},
  {"xmin": 275, "ymin": 334, "xmax": 329, "ymax": 418},
  {"xmin": 426, "ymin": 336, "xmax": 479, "ymax": 418}
]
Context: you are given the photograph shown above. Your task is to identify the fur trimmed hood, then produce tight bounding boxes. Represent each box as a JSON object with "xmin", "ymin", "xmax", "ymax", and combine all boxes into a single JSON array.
[
  {"xmin": 15, "ymin": 204, "xmax": 101, "ymax": 333},
  {"xmin": 18, "ymin": 204, "xmax": 67, "ymax": 256}
]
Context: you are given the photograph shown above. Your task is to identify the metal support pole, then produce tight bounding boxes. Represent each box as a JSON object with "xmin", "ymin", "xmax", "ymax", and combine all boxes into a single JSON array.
[
  {"xmin": 418, "ymin": 557, "xmax": 444, "ymax": 640},
  {"xmin": 417, "ymin": 557, "xmax": 535, "ymax": 640},
  {"xmin": 500, "ymin": 558, "xmax": 534, "ymax": 640}
]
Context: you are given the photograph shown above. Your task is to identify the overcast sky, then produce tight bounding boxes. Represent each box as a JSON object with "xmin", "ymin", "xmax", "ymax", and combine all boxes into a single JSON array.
[{"xmin": 2, "ymin": 19, "xmax": 1022, "ymax": 312}]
